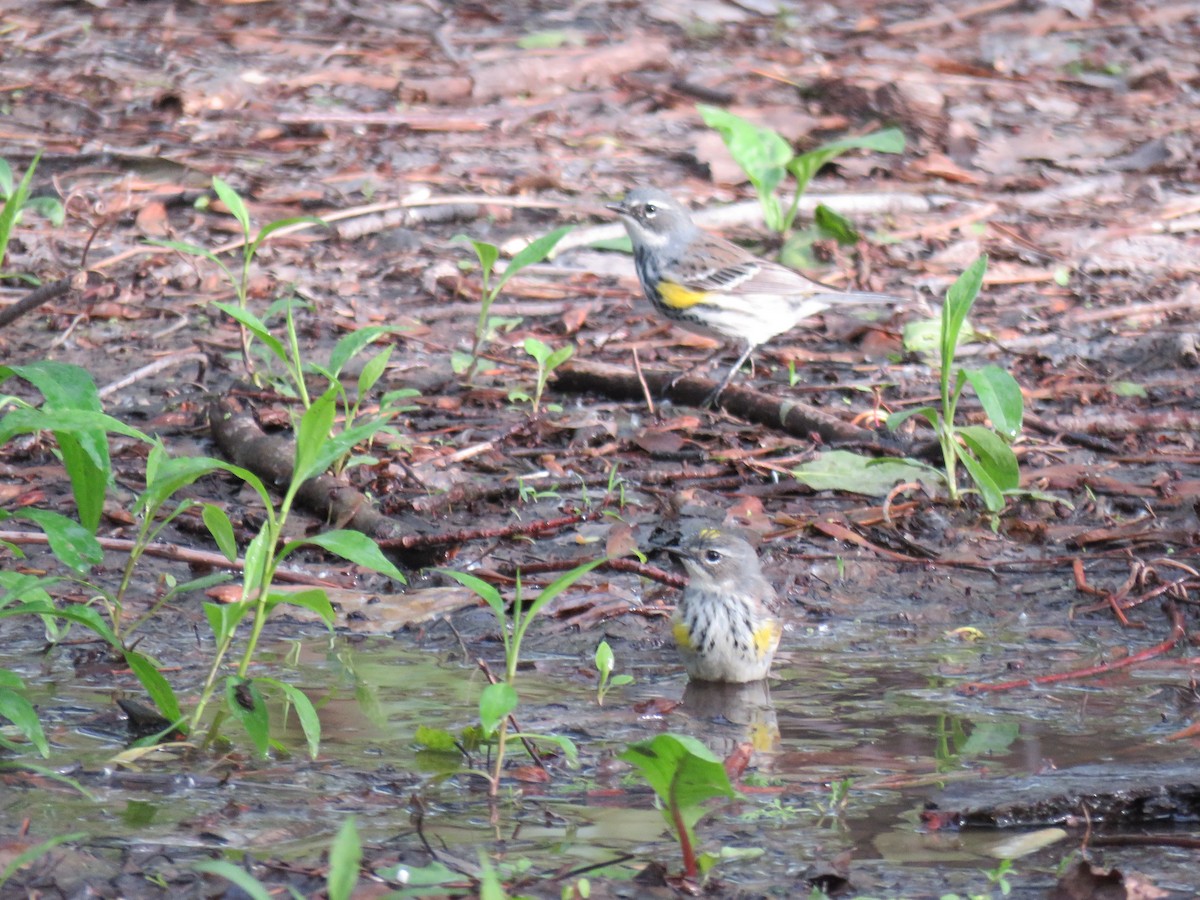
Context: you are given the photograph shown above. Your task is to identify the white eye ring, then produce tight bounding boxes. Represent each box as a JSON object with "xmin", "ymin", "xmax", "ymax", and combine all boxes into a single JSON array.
[{"xmin": 643, "ymin": 203, "xmax": 657, "ymax": 217}]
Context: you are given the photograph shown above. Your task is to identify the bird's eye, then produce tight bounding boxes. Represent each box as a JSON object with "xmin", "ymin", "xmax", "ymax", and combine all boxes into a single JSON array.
[
  {"xmin": 643, "ymin": 203, "xmax": 657, "ymax": 217},
  {"xmin": 703, "ymin": 549, "xmax": 722, "ymax": 564}
]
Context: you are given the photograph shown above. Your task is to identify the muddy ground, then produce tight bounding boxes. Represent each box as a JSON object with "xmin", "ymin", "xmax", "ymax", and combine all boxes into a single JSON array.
[{"xmin": 2, "ymin": 0, "xmax": 1200, "ymax": 897}]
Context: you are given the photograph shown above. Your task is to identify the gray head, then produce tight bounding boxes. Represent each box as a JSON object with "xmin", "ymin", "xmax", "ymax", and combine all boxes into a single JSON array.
[
  {"xmin": 672, "ymin": 527, "xmax": 763, "ymax": 590},
  {"xmin": 606, "ymin": 187, "xmax": 696, "ymax": 249}
]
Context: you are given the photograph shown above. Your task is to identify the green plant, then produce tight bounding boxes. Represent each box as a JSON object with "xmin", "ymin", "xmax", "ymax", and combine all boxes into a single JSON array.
[
  {"xmin": 509, "ymin": 337, "xmax": 573, "ymax": 414},
  {"xmin": 985, "ymin": 858, "xmax": 1015, "ymax": 896},
  {"xmin": 1, "ymin": 362, "xmax": 405, "ymax": 757},
  {"xmin": 618, "ymin": 733, "xmax": 737, "ymax": 881},
  {"xmin": 438, "ymin": 558, "xmax": 604, "ymax": 798},
  {"xmin": 452, "ymin": 225, "xmax": 573, "ymax": 382},
  {"xmin": 186, "ymin": 386, "xmax": 406, "ymax": 755},
  {"xmin": 150, "ymin": 176, "xmax": 324, "ymax": 376},
  {"xmin": 593, "ymin": 640, "xmax": 633, "ymax": 705},
  {"xmin": 696, "ymin": 105, "xmax": 904, "ymax": 247},
  {"xmin": 0, "ymin": 152, "xmax": 65, "ymax": 285},
  {"xmin": 887, "ymin": 256, "xmax": 1025, "ymax": 517}
]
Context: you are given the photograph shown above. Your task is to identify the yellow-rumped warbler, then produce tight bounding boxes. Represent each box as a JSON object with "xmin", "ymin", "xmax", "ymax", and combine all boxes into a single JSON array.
[
  {"xmin": 607, "ymin": 187, "xmax": 895, "ymax": 402},
  {"xmin": 669, "ymin": 527, "xmax": 782, "ymax": 683}
]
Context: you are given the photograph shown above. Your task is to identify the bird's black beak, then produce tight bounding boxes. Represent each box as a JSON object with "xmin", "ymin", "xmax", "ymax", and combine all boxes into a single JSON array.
[{"xmin": 606, "ymin": 200, "xmax": 628, "ymax": 215}]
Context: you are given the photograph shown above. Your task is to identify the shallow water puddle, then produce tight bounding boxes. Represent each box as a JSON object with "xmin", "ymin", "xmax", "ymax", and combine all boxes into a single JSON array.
[{"xmin": 4, "ymin": 611, "xmax": 1198, "ymax": 896}]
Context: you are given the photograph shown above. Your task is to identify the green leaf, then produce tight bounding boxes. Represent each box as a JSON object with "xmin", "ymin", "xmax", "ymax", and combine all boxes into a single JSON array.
[
  {"xmin": 193, "ymin": 860, "xmax": 273, "ymax": 900},
  {"xmin": 0, "ymin": 598, "xmax": 119, "ymax": 647},
  {"xmin": 964, "ymin": 364, "xmax": 1023, "ymax": 439},
  {"xmin": 259, "ymin": 677, "xmax": 322, "ymax": 760},
  {"xmin": 262, "ymin": 588, "xmax": 336, "ymax": 629},
  {"xmin": 813, "ymin": 204, "xmax": 860, "ymax": 245},
  {"xmin": 124, "ymin": 650, "xmax": 183, "ymax": 724},
  {"xmin": 203, "ymin": 599, "xmax": 246, "ymax": 645},
  {"xmin": 0, "ymin": 685, "xmax": 49, "ymax": 757},
  {"xmin": 522, "ymin": 556, "xmax": 606, "ymax": 622},
  {"xmin": 202, "ymin": 504, "xmax": 238, "ymax": 562},
  {"xmin": 619, "ymin": 733, "xmax": 736, "ymax": 836},
  {"xmin": 886, "ymin": 406, "xmax": 940, "ymax": 432},
  {"xmin": 786, "ymin": 127, "xmax": 907, "ymax": 197},
  {"xmin": 437, "ymin": 568, "xmax": 505, "ymax": 618},
  {"xmin": 212, "ymin": 302, "xmax": 288, "ymax": 362},
  {"xmin": 523, "ymin": 337, "xmax": 552, "ymax": 365},
  {"xmin": 297, "ymin": 531, "xmax": 405, "ymax": 583},
  {"xmin": 211, "ymin": 177, "xmax": 252, "ymax": 235},
  {"xmin": 957, "ymin": 425, "xmax": 1020, "ymax": 493},
  {"xmin": 292, "ymin": 388, "xmax": 338, "ymax": 482},
  {"xmin": 791, "ymin": 450, "xmax": 942, "ymax": 496},
  {"xmin": 595, "ymin": 640, "xmax": 615, "ymax": 675},
  {"xmin": 954, "ymin": 442, "xmax": 1005, "ymax": 513},
  {"xmin": 225, "ymin": 677, "xmax": 270, "ymax": 757},
  {"xmin": 495, "ymin": 225, "xmax": 574, "ymax": 294},
  {"xmin": 479, "ymin": 682, "xmax": 518, "ymax": 736},
  {"xmin": 355, "ymin": 346, "xmax": 393, "ymax": 397},
  {"xmin": 17, "ymin": 509, "xmax": 103, "ymax": 575},
  {"xmin": 941, "ymin": 255, "xmax": 989, "ymax": 370},
  {"xmin": 697, "ymin": 105, "xmax": 792, "ymax": 230},
  {"xmin": 326, "ymin": 817, "xmax": 361, "ymax": 900},
  {"xmin": 452, "ymin": 235, "xmax": 500, "ymax": 281}
]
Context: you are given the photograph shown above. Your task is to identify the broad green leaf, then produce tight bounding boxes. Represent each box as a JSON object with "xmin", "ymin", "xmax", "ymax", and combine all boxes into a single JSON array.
[
  {"xmin": 887, "ymin": 405, "xmax": 939, "ymax": 432},
  {"xmin": 523, "ymin": 556, "xmax": 606, "ymax": 621},
  {"xmin": 479, "ymin": 682, "xmax": 518, "ymax": 735},
  {"xmin": 595, "ymin": 640, "xmax": 615, "ymax": 675},
  {"xmin": 0, "ymin": 598, "xmax": 118, "ymax": 647},
  {"xmin": 813, "ymin": 204, "xmax": 860, "ymax": 245},
  {"xmin": 202, "ymin": 504, "xmax": 238, "ymax": 562},
  {"xmin": 292, "ymin": 388, "xmax": 338, "ymax": 483},
  {"xmin": 964, "ymin": 364, "xmax": 1023, "ymax": 439},
  {"xmin": 242, "ymin": 529, "xmax": 273, "ymax": 595},
  {"xmin": 297, "ymin": 531, "xmax": 405, "ymax": 583},
  {"xmin": 524, "ymin": 337, "xmax": 551, "ymax": 364},
  {"xmin": 437, "ymin": 568, "xmax": 504, "ymax": 617},
  {"xmin": 124, "ymin": 650, "xmax": 183, "ymax": 724},
  {"xmin": 955, "ymin": 443, "xmax": 1005, "ymax": 513},
  {"xmin": 327, "ymin": 325, "xmax": 404, "ymax": 377},
  {"xmin": 619, "ymin": 733, "xmax": 736, "ymax": 835},
  {"xmin": 957, "ymin": 425, "xmax": 1020, "ymax": 492},
  {"xmin": 326, "ymin": 817, "xmax": 361, "ymax": 900},
  {"xmin": 697, "ymin": 105, "xmax": 792, "ymax": 230},
  {"xmin": 941, "ymin": 255, "xmax": 988, "ymax": 369},
  {"xmin": 786, "ymin": 127, "xmax": 906, "ymax": 196},
  {"xmin": 263, "ymin": 588, "xmax": 336, "ymax": 628},
  {"xmin": 957, "ymin": 722, "xmax": 1021, "ymax": 757},
  {"xmin": 452, "ymin": 235, "xmax": 500, "ymax": 281},
  {"xmin": 18, "ymin": 509, "xmax": 102, "ymax": 575},
  {"xmin": 225, "ymin": 676, "xmax": 270, "ymax": 757},
  {"xmin": 0, "ymin": 685, "xmax": 49, "ymax": 757},
  {"xmin": 496, "ymin": 225, "xmax": 574, "ymax": 293},
  {"xmin": 791, "ymin": 450, "xmax": 942, "ymax": 496},
  {"xmin": 211, "ymin": 177, "xmax": 251, "ymax": 234},
  {"xmin": 212, "ymin": 302, "xmax": 287, "ymax": 362},
  {"xmin": 203, "ymin": 599, "xmax": 247, "ymax": 645},
  {"xmin": 259, "ymin": 676, "xmax": 322, "ymax": 760},
  {"xmin": 355, "ymin": 346, "xmax": 393, "ymax": 396},
  {"xmin": 192, "ymin": 860, "xmax": 273, "ymax": 900}
]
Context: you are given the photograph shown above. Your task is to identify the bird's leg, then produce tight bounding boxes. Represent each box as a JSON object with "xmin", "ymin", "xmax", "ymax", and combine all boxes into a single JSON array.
[{"xmin": 701, "ymin": 343, "xmax": 756, "ymax": 408}]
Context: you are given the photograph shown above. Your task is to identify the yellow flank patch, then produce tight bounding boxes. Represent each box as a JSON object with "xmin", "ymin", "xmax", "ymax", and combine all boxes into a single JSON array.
[
  {"xmin": 753, "ymin": 621, "xmax": 781, "ymax": 657},
  {"xmin": 657, "ymin": 281, "xmax": 710, "ymax": 309},
  {"xmin": 672, "ymin": 621, "xmax": 694, "ymax": 650}
]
